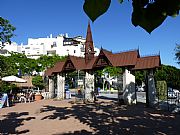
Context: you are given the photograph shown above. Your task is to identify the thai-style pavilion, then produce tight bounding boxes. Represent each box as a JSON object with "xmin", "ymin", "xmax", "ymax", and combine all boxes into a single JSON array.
[{"xmin": 45, "ymin": 22, "xmax": 161, "ymax": 105}]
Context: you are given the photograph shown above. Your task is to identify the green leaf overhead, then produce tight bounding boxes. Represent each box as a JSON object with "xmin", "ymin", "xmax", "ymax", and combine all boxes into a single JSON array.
[
  {"xmin": 83, "ymin": 0, "xmax": 111, "ymax": 22},
  {"xmin": 0, "ymin": 17, "xmax": 15, "ymax": 44},
  {"xmin": 131, "ymin": 0, "xmax": 180, "ymax": 33},
  {"xmin": 175, "ymin": 44, "xmax": 180, "ymax": 64},
  {"xmin": 132, "ymin": 7, "xmax": 167, "ymax": 34}
]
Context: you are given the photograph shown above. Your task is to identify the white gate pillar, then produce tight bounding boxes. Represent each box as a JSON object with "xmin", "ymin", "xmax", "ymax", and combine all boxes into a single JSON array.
[
  {"xmin": 49, "ymin": 77, "xmax": 55, "ymax": 99},
  {"xmin": 148, "ymin": 70, "xmax": 156, "ymax": 106},
  {"xmin": 57, "ymin": 73, "xmax": 65, "ymax": 100},
  {"xmin": 123, "ymin": 69, "xmax": 136, "ymax": 105},
  {"xmin": 85, "ymin": 70, "xmax": 95, "ymax": 102}
]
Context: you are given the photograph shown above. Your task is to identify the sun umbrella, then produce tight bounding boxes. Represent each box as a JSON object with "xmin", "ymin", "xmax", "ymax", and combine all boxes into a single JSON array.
[{"xmin": 1, "ymin": 75, "xmax": 27, "ymax": 83}]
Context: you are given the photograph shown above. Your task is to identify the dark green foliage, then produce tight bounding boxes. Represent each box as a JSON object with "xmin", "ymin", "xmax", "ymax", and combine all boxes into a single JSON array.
[
  {"xmin": 7, "ymin": 52, "xmax": 31, "ymax": 75},
  {"xmin": 0, "ymin": 81, "xmax": 17, "ymax": 93},
  {"xmin": 95, "ymin": 69, "xmax": 104, "ymax": 77},
  {"xmin": 36, "ymin": 55, "xmax": 66, "ymax": 71},
  {"xmin": 175, "ymin": 44, "xmax": 180, "ymax": 64},
  {"xmin": 134, "ymin": 65, "xmax": 180, "ymax": 90},
  {"xmin": 155, "ymin": 65, "xmax": 180, "ymax": 89},
  {"xmin": 94, "ymin": 66, "xmax": 122, "ymax": 78},
  {"xmin": 83, "ymin": 0, "xmax": 180, "ymax": 33},
  {"xmin": 135, "ymin": 70, "xmax": 146, "ymax": 86},
  {"xmin": 132, "ymin": 0, "xmax": 167, "ymax": 33},
  {"xmin": 32, "ymin": 75, "xmax": 45, "ymax": 90},
  {"xmin": 83, "ymin": 0, "xmax": 111, "ymax": 22},
  {"xmin": 0, "ymin": 55, "xmax": 9, "ymax": 77},
  {"xmin": 0, "ymin": 53, "xmax": 66, "ymax": 93},
  {"xmin": 103, "ymin": 66, "xmax": 123, "ymax": 77},
  {"xmin": 94, "ymin": 67, "xmax": 122, "ymax": 90},
  {"xmin": 0, "ymin": 17, "xmax": 16, "ymax": 45},
  {"xmin": 0, "ymin": 53, "xmax": 66, "ymax": 78}
]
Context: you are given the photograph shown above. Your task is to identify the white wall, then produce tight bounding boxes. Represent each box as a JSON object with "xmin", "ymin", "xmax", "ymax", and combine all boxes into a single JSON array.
[
  {"xmin": 3, "ymin": 42, "xmax": 18, "ymax": 53},
  {"xmin": 1, "ymin": 34, "xmax": 100, "ymax": 59}
]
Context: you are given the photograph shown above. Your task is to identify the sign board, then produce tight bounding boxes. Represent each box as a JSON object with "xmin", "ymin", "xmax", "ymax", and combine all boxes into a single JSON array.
[{"xmin": 78, "ymin": 79, "xmax": 84, "ymax": 86}]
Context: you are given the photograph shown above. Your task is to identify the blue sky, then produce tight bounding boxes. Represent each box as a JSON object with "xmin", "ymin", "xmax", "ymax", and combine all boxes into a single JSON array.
[{"xmin": 1, "ymin": 0, "xmax": 180, "ymax": 68}]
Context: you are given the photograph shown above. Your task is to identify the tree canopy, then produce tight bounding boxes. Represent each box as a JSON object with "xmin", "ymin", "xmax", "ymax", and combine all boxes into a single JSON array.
[
  {"xmin": 175, "ymin": 44, "xmax": 180, "ymax": 64},
  {"xmin": 83, "ymin": 0, "xmax": 180, "ymax": 33},
  {"xmin": 0, "ymin": 53, "xmax": 66, "ymax": 93},
  {"xmin": 134, "ymin": 65, "xmax": 180, "ymax": 89},
  {"xmin": 32, "ymin": 75, "xmax": 45, "ymax": 90},
  {"xmin": 95, "ymin": 66, "xmax": 123, "ymax": 77},
  {"xmin": 0, "ymin": 53, "xmax": 66, "ymax": 78},
  {"xmin": 36, "ymin": 55, "xmax": 66, "ymax": 71},
  {"xmin": 0, "ymin": 17, "xmax": 15, "ymax": 46},
  {"xmin": 155, "ymin": 65, "xmax": 180, "ymax": 89}
]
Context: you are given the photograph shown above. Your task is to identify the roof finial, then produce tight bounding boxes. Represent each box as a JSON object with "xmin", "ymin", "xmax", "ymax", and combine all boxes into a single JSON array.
[{"xmin": 85, "ymin": 21, "xmax": 95, "ymax": 63}]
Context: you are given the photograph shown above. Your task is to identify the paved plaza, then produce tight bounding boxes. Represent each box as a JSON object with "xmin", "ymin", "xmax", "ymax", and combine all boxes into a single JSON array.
[{"xmin": 0, "ymin": 98, "xmax": 180, "ymax": 135}]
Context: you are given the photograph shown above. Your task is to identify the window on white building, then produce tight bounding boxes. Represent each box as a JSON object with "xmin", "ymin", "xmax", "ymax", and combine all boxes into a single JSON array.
[
  {"xmin": 53, "ymin": 42, "xmax": 57, "ymax": 47},
  {"xmin": 47, "ymin": 50, "xmax": 56, "ymax": 55},
  {"xmin": 74, "ymin": 50, "xmax": 76, "ymax": 53}
]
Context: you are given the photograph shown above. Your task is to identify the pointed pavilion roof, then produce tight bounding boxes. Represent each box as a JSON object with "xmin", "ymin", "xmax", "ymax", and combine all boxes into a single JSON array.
[
  {"xmin": 85, "ymin": 22, "xmax": 93, "ymax": 50},
  {"xmin": 44, "ymin": 23, "xmax": 161, "ymax": 77},
  {"xmin": 85, "ymin": 22, "xmax": 95, "ymax": 63}
]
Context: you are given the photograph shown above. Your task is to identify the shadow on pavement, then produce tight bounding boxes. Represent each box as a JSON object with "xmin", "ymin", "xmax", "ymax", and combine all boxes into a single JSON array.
[
  {"xmin": 97, "ymin": 96, "xmax": 118, "ymax": 101},
  {"xmin": 40, "ymin": 101, "xmax": 180, "ymax": 135},
  {"xmin": 0, "ymin": 112, "xmax": 35, "ymax": 134}
]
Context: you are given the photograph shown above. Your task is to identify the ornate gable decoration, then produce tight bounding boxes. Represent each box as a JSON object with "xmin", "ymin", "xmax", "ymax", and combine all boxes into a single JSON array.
[
  {"xmin": 94, "ymin": 50, "xmax": 112, "ymax": 68},
  {"xmin": 63, "ymin": 59, "xmax": 76, "ymax": 71}
]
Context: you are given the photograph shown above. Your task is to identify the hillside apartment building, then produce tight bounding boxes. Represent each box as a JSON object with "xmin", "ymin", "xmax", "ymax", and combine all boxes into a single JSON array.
[{"xmin": 0, "ymin": 33, "xmax": 100, "ymax": 59}]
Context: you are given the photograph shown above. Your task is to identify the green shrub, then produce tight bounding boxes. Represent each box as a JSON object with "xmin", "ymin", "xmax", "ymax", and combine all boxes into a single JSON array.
[
  {"xmin": 32, "ymin": 75, "xmax": 45, "ymax": 90},
  {"xmin": 156, "ymin": 81, "xmax": 167, "ymax": 100}
]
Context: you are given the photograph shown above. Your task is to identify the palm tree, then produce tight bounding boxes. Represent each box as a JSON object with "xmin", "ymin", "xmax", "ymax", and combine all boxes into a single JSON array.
[{"xmin": 175, "ymin": 44, "xmax": 180, "ymax": 64}]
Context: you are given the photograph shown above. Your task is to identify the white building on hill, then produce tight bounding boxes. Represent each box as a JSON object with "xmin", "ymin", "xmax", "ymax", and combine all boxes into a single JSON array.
[
  {"xmin": 0, "ymin": 42, "xmax": 19, "ymax": 56},
  {"xmin": 0, "ymin": 33, "xmax": 100, "ymax": 59}
]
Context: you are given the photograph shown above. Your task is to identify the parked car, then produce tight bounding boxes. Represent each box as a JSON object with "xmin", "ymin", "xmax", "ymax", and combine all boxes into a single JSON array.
[
  {"xmin": 168, "ymin": 88, "xmax": 177, "ymax": 99},
  {"xmin": 65, "ymin": 83, "xmax": 69, "ymax": 91},
  {"xmin": 173, "ymin": 89, "xmax": 180, "ymax": 95}
]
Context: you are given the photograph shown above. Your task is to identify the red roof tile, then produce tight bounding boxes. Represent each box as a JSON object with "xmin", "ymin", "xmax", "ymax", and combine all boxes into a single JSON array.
[
  {"xmin": 69, "ymin": 56, "xmax": 86, "ymax": 70},
  {"xmin": 68, "ymin": 56, "xmax": 97, "ymax": 70},
  {"xmin": 52, "ymin": 61, "xmax": 65, "ymax": 73},
  {"xmin": 44, "ymin": 67, "xmax": 53, "ymax": 76},
  {"xmin": 102, "ymin": 49, "xmax": 139, "ymax": 67},
  {"xmin": 85, "ymin": 57, "xmax": 97, "ymax": 69},
  {"xmin": 133, "ymin": 55, "xmax": 161, "ymax": 70},
  {"xmin": 45, "ymin": 50, "xmax": 161, "ymax": 76}
]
